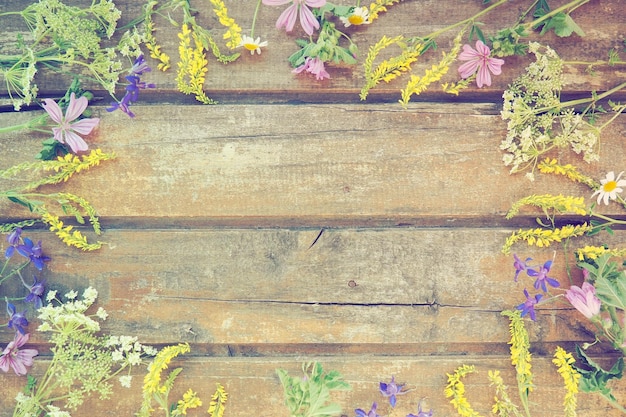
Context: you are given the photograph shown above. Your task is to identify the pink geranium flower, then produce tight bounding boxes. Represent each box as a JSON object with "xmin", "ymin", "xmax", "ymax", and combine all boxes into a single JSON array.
[
  {"xmin": 565, "ymin": 282, "xmax": 601, "ymax": 319},
  {"xmin": 0, "ymin": 333, "xmax": 38, "ymax": 376},
  {"xmin": 458, "ymin": 40, "xmax": 504, "ymax": 88},
  {"xmin": 41, "ymin": 93, "xmax": 100, "ymax": 153},
  {"xmin": 292, "ymin": 57, "xmax": 330, "ymax": 80},
  {"xmin": 262, "ymin": 0, "xmax": 326, "ymax": 36}
]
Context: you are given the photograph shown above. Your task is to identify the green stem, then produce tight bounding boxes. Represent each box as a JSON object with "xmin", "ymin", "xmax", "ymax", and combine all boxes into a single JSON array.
[
  {"xmin": 600, "ymin": 392, "xmax": 626, "ymax": 414},
  {"xmin": 420, "ymin": 0, "xmax": 509, "ymax": 42},
  {"xmin": 249, "ymin": 0, "xmax": 263, "ymax": 38},
  {"xmin": 530, "ymin": 81, "xmax": 626, "ymax": 115},
  {"xmin": 0, "ymin": 114, "xmax": 48, "ymax": 135},
  {"xmin": 522, "ymin": 0, "xmax": 590, "ymax": 30}
]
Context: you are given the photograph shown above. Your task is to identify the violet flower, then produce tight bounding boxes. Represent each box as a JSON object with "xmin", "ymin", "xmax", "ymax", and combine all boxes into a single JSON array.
[
  {"xmin": 565, "ymin": 282, "xmax": 601, "ymax": 319},
  {"xmin": 407, "ymin": 400, "xmax": 433, "ymax": 417},
  {"xmin": 292, "ymin": 57, "xmax": 330, "ymax": 80},
  {"xmin": 17, "ymin": 237, "xmax": 50, "ymax": 271},
  {"xmin": 263, "ymin": 0, "xmax": 326, "ymax": 36},
  {"xmin": 513, "ymin": 254, "xmax": 531, "ymax": 282},
  {"xmin": 457, "ymin": 40, "xmax": 504, "ymax": 88},
  {"xmin": 355, "ymin": 402, "xmax": 381, "ymax": 417},
  {"xmin": 129, "ymin": 54, "xmax": 152, "ymax": 76},
  {"xmin": 41, "ymin": 93, "xmax": 100, "ymax": 153},
  {"xmin": 527, "ymin": 260, "xmax": 559, "ymax": 292},
  {"xmin": 5, "ymin": 228, "xmax": 22, "ymax": 258},
  {"xmin": 24, "ymin": 276, "xmax": 46, "ymax": 310},
  {"xmin": 6, "ymin": 302, "xmax": 29, "ymax": 335},
  {"xmin": 107, "ymin": 55, "xmax": 156, "ymax": 118},
  {"xmin": 0, "ymin": 332, "xmax": 38, "ymax": 375},
  {"xmin": 379, "ymin": 376, "xmax": 407, "ymax": 407},
  {"xmin": 516, "ymin": 289, "xmax": 542, "ymax": 321}
]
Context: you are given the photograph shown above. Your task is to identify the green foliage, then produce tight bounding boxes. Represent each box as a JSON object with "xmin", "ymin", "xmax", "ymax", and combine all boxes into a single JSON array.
[
  {"xmin": 277, "ymin": 362, "xmax": 351, "ymax": 417},
  {"xmin": 575, "ymin": 346, "xmax": 624, "ymax": 401},
  {"xmin": 580, "ymin": 254, "xmax": 626, "ymax": 311}
]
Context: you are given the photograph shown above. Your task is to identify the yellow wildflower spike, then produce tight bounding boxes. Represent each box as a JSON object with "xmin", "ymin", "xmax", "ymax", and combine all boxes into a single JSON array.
[{"xmin": 553, "ymin": 346, "xmax": 580, "ymax": 417}]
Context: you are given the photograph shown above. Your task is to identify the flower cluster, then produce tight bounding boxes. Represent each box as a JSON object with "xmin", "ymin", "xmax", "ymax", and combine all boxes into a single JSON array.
[
  {"xmin": 356, "ymin": 376, "xmax": 432, "ymax": 417},
  {"xmin": 107, "ymin": 54, "xmax": 156, "ymax": 118},
  {"xmin": 513, "ymin": 256, "xmax": 560, "ymax": 320}
]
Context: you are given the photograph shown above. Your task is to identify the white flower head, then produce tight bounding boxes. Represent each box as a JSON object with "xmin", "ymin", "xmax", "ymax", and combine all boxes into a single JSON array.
[
  {"xmin": 591, "ymin": 171, "xmax": 626, "ymax": 205},
  {"xmin": 237, "ymin": 35, "xmax": 268, "ymax": 55},
  {"xmin": 340, "ymin": 6, "xmax": 370, "ymax": 27},
  {"xmin": 119, "ymin": 375, "xmax": 133, "ymax": 388}
]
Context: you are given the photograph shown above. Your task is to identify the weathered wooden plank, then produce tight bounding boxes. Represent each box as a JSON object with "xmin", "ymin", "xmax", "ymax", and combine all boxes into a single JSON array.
[
  {"xmin": 0, "ymin": 228, "xmax": 615, "ymax": 349},
  {"xmin": 0, "ymin": 0, "xmax": 624, "ymax": 102},
  {"xmin": 2, "ymin": 356, "xmax": 625, "ymax": 416},
  {"xmin": 1, "ymin": 104, "xmax": 623, "ymax": 225}
]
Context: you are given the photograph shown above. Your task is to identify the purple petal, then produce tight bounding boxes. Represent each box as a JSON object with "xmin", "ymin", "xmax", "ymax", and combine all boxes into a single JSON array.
[
  {"xmin": 262, "ymin": 0, "xmax": 292, "ymax": 5},
  {"xmin": 276, "ymin": 4, "xmax": 298, "ymax": 32},
  {"xmin": 64, "ymin": 93, "xmax": 89, "ymax": 122},
  {"xmin": 41, "ymin": 99, "xmax": 64, "ymax": 124},
  {"xmin": 305, "ymin": 0, "xmax": 326, "ymax": 7},
  {"xmin": 70, "ymin": 117, "xmax": 100, "ymax": 135},
  {"xmin": 476, "ymin": 63, "xmax": 491, "ymax": 87},
  {"xmin": 458, "ymin": 44, "xmax": 479, "ymax": 61},
  {"xmin": 63, "ymin": 131, "xmax": 89, "ymax": 153},
  {"xmin": 299, "ymin": 5, "xmax": 320, "ymax": 35},
  {"xmin": 457, "ymin": 60, "xmax": 479, "ymax": 79}
]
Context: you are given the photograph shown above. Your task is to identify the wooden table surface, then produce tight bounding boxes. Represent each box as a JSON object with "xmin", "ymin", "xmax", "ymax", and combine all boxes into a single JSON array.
[{"xmin": 1, "ymin": 0, "xmax": 626, "ymax": 415}]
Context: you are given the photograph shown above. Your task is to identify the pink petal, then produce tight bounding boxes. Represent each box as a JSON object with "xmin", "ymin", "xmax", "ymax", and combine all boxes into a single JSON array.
[
  {"xmin": 457, "ymin": 60, "xmax": 479, "ymax": 79},
  {"xmin": 0, "ymin": 356, "xmax": 9, "ymax": 373},
  {"xmin": 305, "ymin": 0, "xmax": 326, "ymax": 7},
  {"xmin": 11, "ymin": 358, "xmax": 27, "ymax": 376},
  {"xmin": 17, "ymin": 349, "xmax": 38, "ymax": 367},
  {"xmin": 476, "ymin": 63, "xmax": 492, "ymax": 88},
  {"xmin": 475, "ymin": 40, "xmax": 490, "ymax": 56},
  {"xmin": 41, "ymin": 99, "xmax": 64, "ymax": 124},
  {"xmin": 276, "ymin": 4, "xmax": 298, "ymax": 31},
  {"xmin": 63, "ymin": 131, "xmax": 89, "ymax": 153},
  {"xmin": 262, "ymin": 0, "xmax": 292, "ymax": 5},
  {"xmin": 64, "ymin": 93, "xmax": 89, "ymax": 122},
  {"xmin": 458, "ymin": 44, "xmax": 479, "ymax": 61},
  {"xmin": 70, "ymin": 118, "xmax": 100, "ymax": 135},
  {"xmin": 487, "ymin": 57, "xmax": 504, "ymax": 75},
  {"xmin": 299, "ymin": 5, "xmax": 319, "ymax": 35},
  {"xmin": 52, "ymin": 127, "xmax": 65, "ymax": 144},
  {"xmin": 14, "ymin": 332, "xmax": 29, "ymax": 348}
]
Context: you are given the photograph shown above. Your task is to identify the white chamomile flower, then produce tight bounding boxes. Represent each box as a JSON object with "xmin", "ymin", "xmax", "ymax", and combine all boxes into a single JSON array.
[
  {"xmin": 591, "ymin": 171, "xmax": 626, "ymax": 205},
  {"xmin": 340, "ymin": 7, "xmax": 370, "ymax": 27},
  {"xmin": 237, "ymin": 35, "xmax": 268, "ymax": 55}
]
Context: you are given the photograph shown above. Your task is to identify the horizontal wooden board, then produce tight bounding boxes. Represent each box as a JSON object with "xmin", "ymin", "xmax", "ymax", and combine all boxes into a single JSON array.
[
  {"xmin": 1, "ymin": 0, "xmax": 625, "ymax": 103},
  {"xmin": 0, "ymin": 228, "xmax": 618, "ymax": 350},
  {"xmin": 2, "ymin": 356, "xmax": 625, "ymax": 417},
  {"xmin": 1, "ymin": 104, "xmax": 624, "ymax": 226}
]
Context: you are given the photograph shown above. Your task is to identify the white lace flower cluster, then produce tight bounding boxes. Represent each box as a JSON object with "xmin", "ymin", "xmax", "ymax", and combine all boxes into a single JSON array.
[{"xmin": 500, "ymin": 42, "xmax": 599, "ymax": 180}]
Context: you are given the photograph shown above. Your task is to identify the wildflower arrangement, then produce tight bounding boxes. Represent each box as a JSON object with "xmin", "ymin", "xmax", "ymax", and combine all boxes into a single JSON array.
[
  {"xmin": 277, "ymin": 362, "xmax": 351, "ymax": 417},
  {"xmin": 445, "ymin": 310, "xmax": 580, "ymax": 417},
  {"xmin": 356, "ymin": 375, "xmax": 433, "ymax": 417},
  {"xmin": 10, "ymin": 287, "xmax": 158, "ymax": 417},
  {"xmin": 138, "ymin": 342, "xmax": 228, "ymax": 417}
]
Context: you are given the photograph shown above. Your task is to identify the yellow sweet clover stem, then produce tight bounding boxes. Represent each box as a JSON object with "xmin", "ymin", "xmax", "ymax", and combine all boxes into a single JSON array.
[
  {"xmin": 400, "ymin": 31, "xmax": 464, "ymax": 107},
  {"xmin": 444, "ymin": 364, "xmax": 485, "ymax": 417},
  {"xmin": 174, "ymin": 389, "xmax": 203, "ymax": 416},
  {"xmin": 142, "ymin": 0, "xmax": 171, "ymax": 71},
  {"xmin": 502, "ymin": 223, "xmax": 592, "ymax": 255},
  {"xmin": 506, "ymin": 194, "xmax": 588, "ymax": 220},
  {"xmin": 208, "ymin": 0, "xmax": 242, "ymax": 50},
  {"xmin": 537, "ymin": 158, "xmax": 598, "ymax": 189},
  {"xmin": 502, "ymin": 310, "xmax": 533, "ymax": 417},
  {"xmin": 553, "ymin": 346, "xmax": 580, "ymax": 417},
  {"xmin": 36, "ymin": 206, "xmax": 103, "ymax": 251},
  {"xmin": 488, "ymin": 370, "xmax": 521, "ymax": 417},
  {"xmin": 576, "ymin": 245, "xmax": 626, "ymax": 261},
  {"xmin": 442, "ymin": 74, "xmax": 475, "ymax": 96},
  {"xmin": 360, "ymin": 35, "xmax": 422, "ymax": 100},
  {"xmin": 368, "ymin": 0, "xmax": 404, "ymax": 22},
  {"xmin": 176, "ymin": 23, "xmax": 216, "ymax": 104},
  {"xmin": 142, "ymin": 343, "xmax": 191, "ymax": 396},
  {"xmin": 207, "ymin": 383, "xmax": 228, "ymax": 417}
]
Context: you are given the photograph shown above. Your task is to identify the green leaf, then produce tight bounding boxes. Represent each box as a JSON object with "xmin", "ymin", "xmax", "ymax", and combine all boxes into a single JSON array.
[
  {"xmin": 538, "ymin": 12, "xmax": 585, "ymax": 37},
  {"xmin": 575, "ymin": 345, "xmax": 623, "ymax": 397}
]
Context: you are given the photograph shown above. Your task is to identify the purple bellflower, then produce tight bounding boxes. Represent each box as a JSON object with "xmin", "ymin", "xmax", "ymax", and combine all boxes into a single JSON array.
[
  {"xmin": 24, "ymin": 276, "xmax": 46, "ymax": 310},
  {"xmin": 5, "ymin": 228, "xmax": 22, "ymax": 258},
  {"xmin": 513, "ymin": 254, "xmax": 531, "ymax": 282},
  {"xmin": 516, "ymin": 289, "xmax": 542, "ymax": 321},
  {"xmin": 379, "ymin": 376, "xmax": 407, "ymax": 407},
  {"xmin": 407, "ymin": 400, "xmax": 433, "ymax": 417},
  {"xmin": 355, "ymin": 402, "xmax": 381, "ymax": 417},
  {"xmin": 6, "ymin": 302, "xmax": 29, "ymax": 335},
  {"xmin": 107, "ymin": 54, "xmax": 156, "ymax": 118},
  {"xmin": 17, "ymin": 237, "xmax": 51, "ymax": 271},
  {"xmin": 527, "ymin": 260, "xmax": 560, "ymax": 292}
]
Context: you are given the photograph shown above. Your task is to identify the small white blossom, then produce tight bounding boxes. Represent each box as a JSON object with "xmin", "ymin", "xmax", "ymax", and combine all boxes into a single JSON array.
[{"xmin": 119, "ymin": 375, "xmax": 133, "ymax": 388}]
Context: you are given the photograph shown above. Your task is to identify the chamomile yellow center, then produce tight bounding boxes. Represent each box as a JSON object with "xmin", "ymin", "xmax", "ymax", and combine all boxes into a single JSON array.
[
  {"xmin": 348, "ymin": 15, "xmax": 365, "ymax": 25},
  {"xmin": 603, "ymin": 180, "xmax": 618, "ymax": 192},
  {"xmin": 243, "ymin": 43, "xmax": 258, "ymax": 51}
]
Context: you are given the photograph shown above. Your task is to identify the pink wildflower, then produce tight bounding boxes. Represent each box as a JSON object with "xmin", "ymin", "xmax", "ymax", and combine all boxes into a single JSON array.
[
  {"xmin": 292, "ymin": 57, "xmax": 330, "ymax": 81},
  {"xmin": 457, "ymin": 40, "xmax": 504, "ymax": 88},
  {"xmin": 41, "ymin": 93, "xmax": 100, "ymax": 153},
  {"xmin": 565, "ymin": 282, "xmax": 601, "ymax": 319},
  {"xmin": 0, "ymin": 333, "xmax": 38, "ymax": 376},
  {"xmin": 262, "ymin": 0, "xmax": 326, "ymax": 36}
]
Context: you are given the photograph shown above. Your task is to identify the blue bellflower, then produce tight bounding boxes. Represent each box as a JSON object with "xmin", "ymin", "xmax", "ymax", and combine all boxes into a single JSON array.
[
  {"xmin": 407, "ymin": 400, "xmax": 433, "ymax": 417},
  {"xmin": 527, "ymin": 260, "xmax": 560, "ymax": 292},
  {"xmin": 379, "ymin": 376, "xmax": 407, "ymax": 407},
  {"xmin": 516, "ymin": 289, "xmax": 542, "ymax": 321},
  {"xmin": 107, "ymin": 54, "xmax": 155, "ymax": 118},
  {"xmin": 6, "ymin": 302, "xmax": 29, "ymax": 335},
  {"xmin": 355, "ymin": 403, "xmax": 380, "ymax": 417},
  {"xmin": 17, "ymin": 238, "xmax": 51, "ymax": 270},
  {"xmin": 512, "ymin": 254, "xmax": 531, "ymax": 282},
  {"xmin": 24, "ymin": 276, "xmax": 46, "ymax": 309},
  {"xmin": 5, "ymin": 228, "xmax": 22, "ymax": 258}
]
